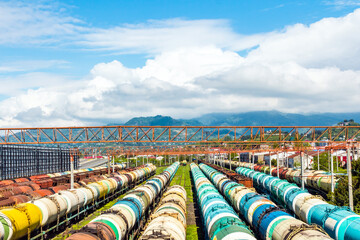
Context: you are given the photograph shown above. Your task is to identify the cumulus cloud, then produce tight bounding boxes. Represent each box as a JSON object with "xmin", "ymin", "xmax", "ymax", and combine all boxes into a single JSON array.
[
  {"xmin": 1, "ymin": 4, "xmax": 360, "ymax": 127},
  {"xmin": 247, "ymin": 9, "xmax": 360, "ymax": 70}
]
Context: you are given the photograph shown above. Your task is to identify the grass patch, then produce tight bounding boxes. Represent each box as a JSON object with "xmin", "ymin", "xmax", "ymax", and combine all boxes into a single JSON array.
[
  {"xmin": 186, "ymin": 225, "xmax": 200, "ymax": 240},
  {"xmin": 155, "ymin": 166, "xmax": 168, "ymax": 175},
  {"xmin": 168, "ymin": 164, "xmax": 199, "ymax": 239}
]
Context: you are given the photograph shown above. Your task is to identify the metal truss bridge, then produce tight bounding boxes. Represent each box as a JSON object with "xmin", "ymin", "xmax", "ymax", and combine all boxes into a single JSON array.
[{"xmin": 0, "ymin": 125, "xmax": 359, "ymax": 145}]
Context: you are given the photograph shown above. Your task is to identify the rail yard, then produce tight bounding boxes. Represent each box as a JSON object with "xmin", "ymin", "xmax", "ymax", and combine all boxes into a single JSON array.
[{"xmin": 0, "ymin": 138, "xmax": 359, "ymax": 240}]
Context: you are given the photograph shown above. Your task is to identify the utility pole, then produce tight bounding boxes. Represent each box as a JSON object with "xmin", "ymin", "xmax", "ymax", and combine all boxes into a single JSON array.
[
  {"xmin": 330, "ymin": 149, "xmax": 334, "ymax": 194},
  {"xmin": 223, "ymin": 153, "xmax": 225, "ymax": 168},
  {"xmin": 127, "ymin": 155, "xmax": 129, "ymax": 168},
  {"xmin": 300, "ymin": 151, "xmax": 305, "ymax": 190},
  {"xmin": 347, "ymin": 145, "xmax": 354, "ymax": 211},
  {"xmin": 112, "ymin": 155, "xmax": 115, "ymax": 173},
  {"xmin": 336, "ymin": 150, "xmax": 338, "ymax": 172},
  {"xmin": 251, "ymin": 152, "xmax": 254, "ymax": 170},
  {"xmin": 286, "ymin": 152, "xmax": 289, "ymax": 168},
  {"xmin": 107, "ymin": 155, "xmax": 110, "ymax": 175},
  {"xmin": 269, "ymin": 151, "xmax": 272, "ymax": 176},
  {"xmin": 277, "ymin": 152, "xmax": 280, "ymax": 178},
  {"xmin": 229, "ymin": 153, "xmax": 232, "ymax": 171},
  {"xmin": 317, "ymin": 150, "xmax": 320, "ymax": 171},
  {"xmin": 70, "ymin": 155, "xmax": 74, "ymax": 189},
  {"xmin": 328, "ymin": 149, "xmax": 331, "ymax": 171},
  {"xmin": 286, "ymin": 153, "xmax": 289, "ymax": 168},
  {"xmin": 220, "ymin": 154, "xmax": 224, "ymax": 168}
]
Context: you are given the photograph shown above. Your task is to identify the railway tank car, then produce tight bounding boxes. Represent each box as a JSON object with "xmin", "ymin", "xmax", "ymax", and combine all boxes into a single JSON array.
[
  {"xmin": 199, "ymin": 163, "xmax": 331, "ymax": 240},
  {"xmin": 190, "ymin": 163, "xmax": 256, "ymax": 240},
  {"xmin": 139, "ymin": 185, "xmax": 186, "ymax": 240},
  {"xmin": 221, "ymin": 160, "xmax": 338, "ymax": 193},
  {"xmin": 0, "ymin": 164, "xmax": 156, "ymax": 240},
  {"xmin": 236, "ymin": 166, "xmax": 360, "ymax": 240},
  {"xmin": 66, "ymin": 162, "xmax": 179, "ymax": 240}
]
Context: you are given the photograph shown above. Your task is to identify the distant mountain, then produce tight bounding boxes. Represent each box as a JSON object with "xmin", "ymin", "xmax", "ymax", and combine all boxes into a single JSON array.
[
  {"xmin": 107, "ymin": 112, "xmax": 360, "ymax": 127},
  {"xmin": 195, "ymin": 111, "xmax": 360, "ymax": 126},
  {"xmin": 107, "ymin": 111, "xmax": 360, "ymax": 126},
  {"xmin": 123, "ymin": 115, "xmax": 203, "ymax": 126},
  {"xmin": 106, "ymin": 123, "xmax": 123, "ymax": 126}
]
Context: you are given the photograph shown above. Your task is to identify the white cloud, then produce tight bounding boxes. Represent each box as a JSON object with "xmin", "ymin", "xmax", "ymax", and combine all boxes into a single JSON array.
[
  {"xmin": 0, "ymin": 1, "xmax": 267, "ymax": 53},
  {"xmin": 0, "ymin": 1, "xmax": 84, "ymax": 44},
  {"xmin": 0, "ymin": 72, "xmax": 74, "ymax": 96},
  {"xmin": 1, "ymin": 5, "xmax": 360, "ymax": 127},
  {"xmin": 82, "ymin": 18, "xmax": 267, "ymax": 54},
  {"xmin": 2, "ymin": 45, "xmax": 360, "ymax": 127},
  {"xmin": 247, "ymin": 9, "xmax": 360, "ymax": 70},
  {"xmin": 325, "ymin": 0, "xmax": 360, "ymax": 7},
  {"xmin": 0, "ymin": 60, "xmax": 69, "ymax": 73}
]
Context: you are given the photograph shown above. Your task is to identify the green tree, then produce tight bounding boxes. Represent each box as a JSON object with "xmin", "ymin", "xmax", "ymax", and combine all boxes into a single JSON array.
[
  {"xmin": 223, "ymin": 136, "xmax": 233, "ymax": 141},
  {"xmin": 230, "ymin": 152, "xmax": 237, "ymax": 159},
  {"xmin": 330, "ymin": 159, "xmax": 360, "ymax": 214},
  {"xmin": 271, "ymin": 159, "xmax": 277, "ymax": 166},
  {"xmin": 313, "ymin": 152, "xmax": 345, "ymax": 172}
]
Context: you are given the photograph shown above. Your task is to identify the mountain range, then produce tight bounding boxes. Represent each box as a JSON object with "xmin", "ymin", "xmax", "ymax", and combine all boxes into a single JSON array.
[{"xmin": 108, "ymin": 111, "xmax": 360, "ymax": 126}]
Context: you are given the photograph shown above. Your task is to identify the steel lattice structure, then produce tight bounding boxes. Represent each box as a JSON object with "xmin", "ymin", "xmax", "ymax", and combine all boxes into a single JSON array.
[
  {"xmin": 0, "ymin": 125, "xmax": 360, "ymax": 144},
  {"xmin": 73, "ymin": 142, "xmax": 359, "ymax": 158}
]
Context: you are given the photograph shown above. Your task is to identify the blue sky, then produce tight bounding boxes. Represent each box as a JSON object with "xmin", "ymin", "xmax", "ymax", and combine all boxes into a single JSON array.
[
  {"xmin": 1, "ymin": 0, "xmax": 360, "ymax": 127},
  {"xmin": 1, "ymin": 0, "xmax": 358, "ymax": 73}
]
